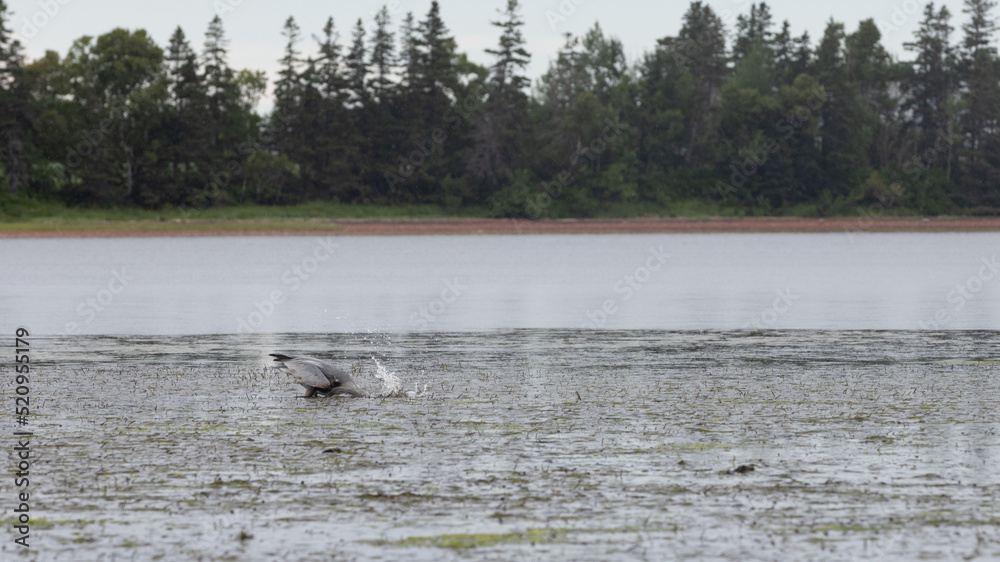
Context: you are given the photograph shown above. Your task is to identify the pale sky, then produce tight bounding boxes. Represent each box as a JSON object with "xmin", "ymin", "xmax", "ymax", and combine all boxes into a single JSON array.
[{"xmin": 7, "ymin": 0, "xmax": 990, "ymax": 107}]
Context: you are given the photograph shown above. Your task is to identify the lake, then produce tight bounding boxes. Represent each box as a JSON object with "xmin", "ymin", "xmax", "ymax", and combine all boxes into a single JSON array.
[
  {"xmin": 2, "ymin": 232, "xmax": 999, "ymax": 333},
  {"xmin": 1, "ymin": 233, "xmax": 999, "ymax": 560}
]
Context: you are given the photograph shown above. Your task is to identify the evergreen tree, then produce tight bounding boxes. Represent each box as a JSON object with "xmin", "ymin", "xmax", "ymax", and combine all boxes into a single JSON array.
[
  {"xmin": 635, "ymin": 37, "xmax": 697, "ymax": 201},
  {"xmin": 580, "ymin": 23, "xmax": 628, "ymax": 104},
  {"xmin": 307, "ymin": 17, "xmax": 359, "ymax": 200},
  {"xmin": 166, "ymin": 27, "xmax": 203, "ymax": 110},
  {"xmin": 719, "ymin": 39, "xmax": 781, "ymax": 207},
  {"xmin": 269, "ymin": 16, "xmax": 305, "ymax": 200},
  {"xmin": 733, "ymin": 2, "xmax": 774, "ymax": 64},
  {"xmin": 812, "ymin": 20, "xmax": 861, "ymax": 200},
  {"xmin": 390, "ymin": 2, "xmax": 465, "ymax": 204},
  {"xmin": 275, "ymin": 17, "xmax": 302, "ymax": 111},
  {"xmin": 399, "ymin": 13, "xmax": 421, "ymax": 95},
  {"xmin": 0, "ymin": 0, "xmax": 31, "ymax": 195},
  {"xmin": 792, "ymin": 31, "xmax": 813, "ymax": 77},
  {"xmin": 771, "ymin": 20, "xmax": 810, "ymax": 84},
  {"xmin": 161, "ymin": 26, "xmax": 210, "ymax": 204},
  {"xmin": 904, "ymin": 4, "xmax": 957, "ymax": 181},
  {"xmin": 674, "ymin": 2, "xmax": 727, "ymax": 168},
  {"xmin": 344, "ymin": 19, "xmax": 368, "ymax": 107},
  {"xmin": 418, "ymin": 1, "xmax": 459, "ymax": 106},
  {"xmin": 316, "ymin": 17, "xmax": 345, "ymax": 101},
  {"xmin": 10, "ymin": 0, "xmax": 1000, "ymax": 215},
  {"xmin": 202, "ymin": 16, "xmax": 275, "ymax": 203},
  {"xmin": 202, "ymin": 15, "xmax": 245, "ymax": 190},
  {"xmin": 368, "ymin": 6, "xmax": 395, "ymax": 102},
  {"xmin": 957, "ymin": 0, "xmax": 1000, "ymax": 205},
  {"xmin": 469, "ymin": 0, "xmax": 532, "ymax": 206},
  {"xmin": 0, "ymin": 0, "xmax": 9, "ymax": 51},
  {"xmin": 537, "ymin": 33, "xmax": 586, "ymax": 112},
  {"xmin": 203, "ymin": 16, "xmax": 234, "ymax": 118},
  {"xmin": 368, "ymin": 6, "xmax": 407, "ymax": 201},
  {"xmin": 484, "ymin": 0, "xmax": 531, "ymax": 94},
  {"xmin": 340, "ymin": 18, "xmax": 381, "ymax": 199},
  {"xmin": 845, "ymin": 19, "xmax": 896, "ymax": 172}
]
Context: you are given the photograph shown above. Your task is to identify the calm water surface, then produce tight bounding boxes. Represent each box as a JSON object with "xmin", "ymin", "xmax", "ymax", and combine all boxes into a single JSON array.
[{"xmin": 2, "ymin": 232, "xmax": 999, "ymax": 333}]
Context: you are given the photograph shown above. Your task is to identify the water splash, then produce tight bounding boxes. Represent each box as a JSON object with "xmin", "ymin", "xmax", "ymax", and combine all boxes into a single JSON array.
[
  {"xmin": 405, "ymin": 382, "xmax": 429, "ymax": 400},
  {"xmin": 371, "ymin": 356, "xmax": 403, "ymax": 397}
]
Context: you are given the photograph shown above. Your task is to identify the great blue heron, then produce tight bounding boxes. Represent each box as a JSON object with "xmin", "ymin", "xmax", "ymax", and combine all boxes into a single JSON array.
[{"xmin": 269, "ymin": 353, "xmax": 369, "ymax": 398}]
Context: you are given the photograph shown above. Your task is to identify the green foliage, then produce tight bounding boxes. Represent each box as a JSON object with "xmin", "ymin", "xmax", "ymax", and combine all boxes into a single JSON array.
[
  {"xmin": 487, "ymin": 168, "xmax": 534, "ymax": 217},
  {"xmin": 2, "ymin": 1, "xmax": 1000, "ymax": 217}
]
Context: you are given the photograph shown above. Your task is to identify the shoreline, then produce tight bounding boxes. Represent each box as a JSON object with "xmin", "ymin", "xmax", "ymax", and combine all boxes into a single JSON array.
[{"xmin": 2, "ymin": 216, "xmax": 1000, "ymax": 238}]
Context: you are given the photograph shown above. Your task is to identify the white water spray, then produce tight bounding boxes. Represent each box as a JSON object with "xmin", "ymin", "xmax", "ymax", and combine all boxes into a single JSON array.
[
  {"xmin": 370, "ymin": 357, "xmax": 427, "ymax": 399},
  {"xmin": 371, "ymin": 356, "xmax": 403, "ymax": 397}
]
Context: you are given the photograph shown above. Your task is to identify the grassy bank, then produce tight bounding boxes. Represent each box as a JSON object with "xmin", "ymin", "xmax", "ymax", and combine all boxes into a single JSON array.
[
  {"xmin": 0, "ymin": 194, "xmax": 988, "ymax": 234},
  {"xmin": 0, "ymin": 198, "xmax": 492, "ymax": 232}
]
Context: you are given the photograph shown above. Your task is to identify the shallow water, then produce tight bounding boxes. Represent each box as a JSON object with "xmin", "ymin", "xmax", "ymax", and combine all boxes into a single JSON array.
[{"xmin": 4, "ymin": 330, "xmax": 998, "ymax": 560}]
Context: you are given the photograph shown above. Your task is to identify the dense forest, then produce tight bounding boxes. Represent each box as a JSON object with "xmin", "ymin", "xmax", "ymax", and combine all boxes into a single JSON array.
[{"xmin": 0, "ymin": 0, "xmax": 999, "ymax": 217}]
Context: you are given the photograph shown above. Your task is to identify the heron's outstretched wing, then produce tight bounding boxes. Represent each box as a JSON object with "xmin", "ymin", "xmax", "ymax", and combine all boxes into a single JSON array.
[{"xmin": 273, "ymin": 355, "xmax": 334, "ymax": 390}]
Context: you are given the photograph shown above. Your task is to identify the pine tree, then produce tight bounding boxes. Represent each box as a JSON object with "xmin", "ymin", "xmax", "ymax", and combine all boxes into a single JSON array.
[
  {"xmin": 274, "ymin": 17, "xmax": 302, "ymax": 111},
  {"xmin": 418, "ymin": 1, "xmax": 458, "ymax": 105},
  {"xmin": 674, "ymin": 1, "xmax": 727, "ymax": 168},
  {"xmin": 162, "ymin": 26, "xmax": 210, "ymax": 204},
  {"xmin": 271, "ymin": 16, "xmax": 304, "ymax": 195},
  {"xmin": 316, "ymin": 17, "xmax": 345, "ymax": 100},
  {"xmin": 957, "ymin": 0, "xmax": 1000, "ymax": 205},
  {"xmin": 344, "ymin": 19, "xmax": 368, "ymax": 107},
  {"xmin": 399, "ymin": 12, "xmax": 421, "ymax": 95},
  {"xmin": 962, "ymin": 0, "xmax": 999, "ymax": 53},
  {"xmin": 395, "ymin": 11, "xmax": 425, "ymax": 198},
  {"xmin": 537, "ymin": 33, "xmax": 584, "ymax": 111},
  {"xmin": 310, "ymin": 17, "xmax": 359, "ymax": 200},
  {"xmin": 845, "ymin": 19, "xmax": 896, "ymax": 172},
  {"xmin": 635, "ymin": 36, "xmax": 695, "ymax": 198},
  {"xmin": 485, "ymin": 0, "xmax": 531, "ymax": 94},
  {"xmin": 469, "ymin": 0, "xmax": 532, "ymax": 196},
  {"xmin": 203, "ymin": 16, "xmax": 234, "ymax": 114},
  {"xmin": 733, "ymin": 2, "xmax": 774, "ymax": 64},
  {"xmin": 904, "ymin": 4, "xmax": 957, "ymax": 179},
  {"xmin": 201, "ymin": 15, "xmax": 244, "ymax": 170},
  {"xmin": 814, "ymin": 20, "xmax": 858, "ymax": 198},
  {"xmin": 368, "ymin": 6, "xmax": 395, "ymax": 102},
  {"xmin": 201, "ymin": 15, "xmax": 264, "ymax": 203},
  {"xmin": 792, "ymin": 31, "xmax": 812, "ymax": 77},
  {"xmin": 166, "ymin": 27, "xmax": 204, "ymax": 111},
  {"xmin": 368, "ymin": 6, "xmax": 407, "ymax": 201},
  {"xmin": 772, "ymin": 20, "xmax": 803, "ymax": 84}
]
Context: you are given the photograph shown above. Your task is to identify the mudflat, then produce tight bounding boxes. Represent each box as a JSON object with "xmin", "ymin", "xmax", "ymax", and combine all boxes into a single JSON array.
[{"xmin": 3, "ymin": 216, "xmax": 1000, "ymax": 238}]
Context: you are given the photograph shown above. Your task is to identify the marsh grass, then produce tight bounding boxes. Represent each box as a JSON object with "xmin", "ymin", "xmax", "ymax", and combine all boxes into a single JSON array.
[{"xmin": 7, "ymin": 331, "xmax": 999, "ymax": 560}]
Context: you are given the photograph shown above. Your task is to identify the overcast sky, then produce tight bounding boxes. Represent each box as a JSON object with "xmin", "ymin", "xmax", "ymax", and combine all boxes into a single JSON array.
[{"xmin": 7, "ymin": 0, "xmax": 990, "ymax": 105}]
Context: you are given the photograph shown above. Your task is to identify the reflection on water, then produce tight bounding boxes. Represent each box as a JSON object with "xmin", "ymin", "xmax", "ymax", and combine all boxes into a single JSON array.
[
  {"xmin": 16, "ymin": 330, "xmax": 1000, "ymax": 560},
  {"xmin": 2, "ymin": 232, "xmax": 999, "ymax": 334}
]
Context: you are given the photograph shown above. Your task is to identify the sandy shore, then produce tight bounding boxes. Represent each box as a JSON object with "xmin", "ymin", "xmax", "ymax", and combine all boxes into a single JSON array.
[{"xmin": 3, "ymin": 216, "xmax": 1000, "ymax": 238}]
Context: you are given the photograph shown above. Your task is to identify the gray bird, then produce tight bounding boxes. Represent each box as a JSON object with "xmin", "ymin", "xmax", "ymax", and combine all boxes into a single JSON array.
[{"xmin": 269, "ymin": 353, "xmax": 369, "ymax": 398}]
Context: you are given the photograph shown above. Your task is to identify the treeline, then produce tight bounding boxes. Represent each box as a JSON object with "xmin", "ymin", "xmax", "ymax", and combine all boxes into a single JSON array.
[{"xmin": 1, "ymin": 0, "xmax": 999, "ymax": 216}]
